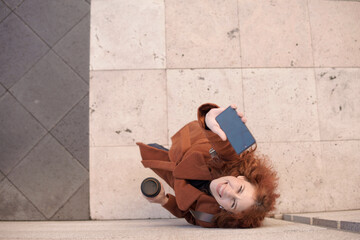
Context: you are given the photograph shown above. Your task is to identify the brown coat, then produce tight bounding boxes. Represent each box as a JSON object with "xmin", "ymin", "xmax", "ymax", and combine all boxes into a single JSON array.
[{"xmin": 137, "ymin": 103, "xmax": 238, "ymax": 227}]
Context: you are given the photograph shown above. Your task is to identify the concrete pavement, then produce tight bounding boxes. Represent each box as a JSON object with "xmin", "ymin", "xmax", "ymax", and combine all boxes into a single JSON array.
[{"xmin": 0, "ymin": 218, "xmax": 359, "ymax": 240}]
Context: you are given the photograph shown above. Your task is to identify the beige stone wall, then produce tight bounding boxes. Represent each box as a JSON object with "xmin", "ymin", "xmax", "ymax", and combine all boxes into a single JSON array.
[{"xmin": 89, "ymin": 0, "xmax": 360, "ymax": 219}]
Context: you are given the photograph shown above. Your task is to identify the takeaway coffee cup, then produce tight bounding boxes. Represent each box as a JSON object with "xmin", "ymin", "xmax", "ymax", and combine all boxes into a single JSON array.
[{"xmin": 141, "ymin": 177, "xmax": 161, "ymax": 198}]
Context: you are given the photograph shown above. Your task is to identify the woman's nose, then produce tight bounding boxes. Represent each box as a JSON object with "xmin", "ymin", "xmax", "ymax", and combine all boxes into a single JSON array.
[{"xmin": 223, "ymin": 186, "xmax": 235, "ymax": 198}]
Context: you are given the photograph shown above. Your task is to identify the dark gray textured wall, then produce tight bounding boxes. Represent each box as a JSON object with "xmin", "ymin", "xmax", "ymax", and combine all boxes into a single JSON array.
[{"xmin": 0, "ymin": 0, "xmax": 90, "ymax": 220}]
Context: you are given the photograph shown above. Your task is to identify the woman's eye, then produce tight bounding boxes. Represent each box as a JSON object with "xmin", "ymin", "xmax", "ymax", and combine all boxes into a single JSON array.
[
  {"xmin": 238, "ymin": 186, "xmax": 242, "ymax": 193},
  {"xmin": 231, "ymin": 200, "xmax": 235, "ymax": 208}
]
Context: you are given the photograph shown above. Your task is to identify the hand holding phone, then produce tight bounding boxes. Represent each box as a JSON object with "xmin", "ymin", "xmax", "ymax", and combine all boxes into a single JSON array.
[
  {"xmin": 215, "ymin": 106, "xmax": 256, "ymax": 154},
  {"xmin": 205, "ymin": 105, "xmax": 246, "ymax": 141}
]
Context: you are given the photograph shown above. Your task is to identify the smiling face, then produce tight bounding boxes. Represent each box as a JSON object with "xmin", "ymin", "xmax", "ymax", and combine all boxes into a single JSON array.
[{"xmin": 210, "ymin": 175, "xmax": 256, "ymax": 213}]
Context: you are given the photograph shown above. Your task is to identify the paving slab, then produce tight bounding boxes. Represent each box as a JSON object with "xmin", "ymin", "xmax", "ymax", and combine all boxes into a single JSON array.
[
  {"xmin": 293, "ymin": 210, "xmax": 360, "ymax": 223},
  {"xmin": 283, "ymin": 210, "xmax": 360, "ymax": 233},
  {"xmin": 0, "ymin": 218, "xmax": 359, "ymax": 240}
]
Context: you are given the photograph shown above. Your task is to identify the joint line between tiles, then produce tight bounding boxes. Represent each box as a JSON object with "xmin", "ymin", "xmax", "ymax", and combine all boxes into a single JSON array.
[
  {"xmin": 1, "ymin": 4, "xmax": 52, "ymax": 85},
  {"xmin": 165, "ymin": 69, "xmax": 169, "ymax": 146},
  {"xmin": 163, "ymin": 0, "xmax": 169, "ymax": 145},
  {"xmin": 236, "ymin": 0, "xmax": 242, "ymax": 68},
  {"xmin": 6, "ymin": 48, "xmax": 52, "ymax": 90},
  {"xmin": 52, "ymin": 50, "xmax": 89, "ymax": 86},
  {"xmin": 306, "ymin": 0, "xmax": 327, "ymax": 211},
  {"xmin": 4, "ymin": 128, "xmax": 89, "ymax": 220},
  {"xmin": 4, "ymin": 134, "xmax": 47, "ymax": 174},
  {"xmin": 0, "ymin": 7, "xmax": 10, "ymax": 25},
  {"xmin": 48, "ymin": 93, "xmax": 90, "ymax": 171},
  {"xmin": 163, "ymin": 0, "xmax": 168, "ymax": 70},
  {"xmin": 49, "ymin": 92, "xmax": 89, "ymax": 133},
  {"xmin": 0, "ymin": 0, "xmax": 25, "ymax": 25},
  {"xmin": 4, "ymin": 91, "xmax": 50, "ymax": 173},
  {"xmin": 49, "ymin": 131, "xmax": 89, "ymax": 172},
  {"xmin": 13, "ymin": 10, "xmax": 52, "ymax": 49},
  {"xmin": 11, "ymin": 6, "xmax": 90, "ymax": 87},
  {"xmin": 90, "ymin": 66, "xmax": 360, "ymax": 72},
  {"xmin": 305, "ymin": 0, "xmax": 324, "ymax": 167},
  {"xmin": 4, "ymin": 91, "xmax": 88, "ymax": 175},
  {"xmin": 236, "ymin": 0, "xmax": 246, "ymax": 113},
  {"xmin": 49, "ymin": 178, "xmax": 89, "ymax": 220},
  {"xmin": 51, "ymin": 11, "xmax": 91, "ymax": 86},
  {"xmin": 306, "ymin": 0, "xmax": 316, "ymax": 68},
  {"xmin": 5, "ymin": 176, "xmax": 48, "ymax": 219},
  {"xmin": 0, "ymin": 176, "xmax": 5, "ymax": 186},
  {"xmin": 0, "ymin": 81, "xmax": 6, "ymax": 91}
]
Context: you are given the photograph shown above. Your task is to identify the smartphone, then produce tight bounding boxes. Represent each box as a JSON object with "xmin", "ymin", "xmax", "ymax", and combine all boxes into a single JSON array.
[{"xmin": 215, "ymin": 106, "xmax": 256, "ymax": 155}]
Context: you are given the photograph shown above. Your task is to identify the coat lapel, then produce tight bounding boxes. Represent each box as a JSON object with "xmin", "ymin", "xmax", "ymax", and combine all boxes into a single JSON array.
[
  {"xmin": 173, "ymin": 151, "xmax": 212, "ymax": 180},
  {"xmin": 174, "ymin": 180, "xmax": 202, "ymax": 211},
  {"xmin": 173, "ymin": 151, "xmax": 214, "ymax": 211}
]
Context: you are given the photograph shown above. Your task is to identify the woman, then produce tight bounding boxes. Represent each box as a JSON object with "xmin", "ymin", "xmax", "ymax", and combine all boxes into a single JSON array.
[{"xmin": 137, "ymin": 103, "xmax": 279, "ymax": 228}]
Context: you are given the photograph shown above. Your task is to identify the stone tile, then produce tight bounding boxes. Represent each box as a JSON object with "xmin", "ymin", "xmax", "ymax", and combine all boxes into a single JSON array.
[
  {"xmin": 89, "ymin": 70, "xmax": 167, "ymax": 146},
  {"xmin": 51, "ymin": 95, "xmax": 89, "ymax": 170},
  {"xmin": 90, "ymin": 0, "xmax": 165, "ymax": 70},
  {"xmin": 3, "ymin": 0, "xmax": 23, "ymax": 10},
  {"xmin": 313, "ymin": 218, "xmax": 338, "ymax": 229},
  {"xmin": 292, "ymin": 210, "xmax": 360, "ymax": 222},
  {"xmin": 166, "ymin": 0, "xmax": 240, "ymax": 68},
  {"xmin": 15, "ymin": 0, "xmax": 89, "ymax": 46},
  {"xmin": 257, "ymin": 142, "xmax": 326, "ymax": 214},
  {"xmin": 8, "ymin": 134, "xmax": 88, "ymax": 219},
  {"xmin": 90, "ymin": 146, "xmax": 173, "ymax": 219},
  {"xmin": 0, "ymin": 178, "xmax": 45, "ymax": 220},
  {"xmin": 51, "ymin": 179, "xmax": 89, "ymax": 220},
  {"xmin": 238, "ymin": 0, "xmax": 313, "ymax": 67},
  {"xmin": 0, "ymin": 171, "xmax": 4, "ymax": 182},
  {"xmin": 293, "ymin": 215, "xmax": 311, "ymax": 225},
  {"xmin": 0, "ymin": 83, "xmax": 6, "ymax": 97},
  {"xmin": 242, "ymin": 68, "xmax": 319, "ymax": 142},
  {"xmin": 315, "ymin": 68, "xmax": 360, "ymax": 140},
  {"xmin": 53, "ymin": 13, "xmax": 90, "ymax": 83},
  {"xmin": 167, "ymin": 69, "xmax": 243, "ymax": 138},
  {"xmin": 321, "ymin": 141, "xmax": 360, "ymax": 211},
  {"xmin": 341, "ymin": 221, "xmax": 360, "ymax": 233},
  {"xmin": 0, "ymin": 93, "xmax": 47, "ymax": 175},
  {"xmin": 10, "ymin": 51, "xmax": 88, "ymax": 130},
  {"xmin": 308, "ymin": 0, "xmax": 360, "ymax": 67},
  {"xmin": 0, "ymin": 13, "xmax": 49, "ymax": 88},
  {"xmin": 0, "ymin": 0, "xmax": 11, "ymax": 22}
]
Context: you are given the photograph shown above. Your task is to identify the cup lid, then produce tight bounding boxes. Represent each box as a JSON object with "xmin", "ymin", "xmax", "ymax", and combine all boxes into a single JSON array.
[{"xmin": 141, "ymin": 177, "xmax": 160, "ymax": 197}]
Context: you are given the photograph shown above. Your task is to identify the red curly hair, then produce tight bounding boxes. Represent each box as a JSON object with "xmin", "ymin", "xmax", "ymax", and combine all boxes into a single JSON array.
[{"xmin": 207, "ymin": 145, "xmax": 279, "ymax": 228}]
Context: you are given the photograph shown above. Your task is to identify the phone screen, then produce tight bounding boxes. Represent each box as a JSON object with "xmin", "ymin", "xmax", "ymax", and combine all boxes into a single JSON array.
[{"xmin": 215, "ymin": 106, "xmax": 256, "ymax": 154}]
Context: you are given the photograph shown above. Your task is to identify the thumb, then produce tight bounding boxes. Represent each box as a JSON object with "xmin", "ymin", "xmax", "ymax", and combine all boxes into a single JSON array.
[{"xmin": 212, "ymin": 125, "xmax": 227, "ymax": 141}]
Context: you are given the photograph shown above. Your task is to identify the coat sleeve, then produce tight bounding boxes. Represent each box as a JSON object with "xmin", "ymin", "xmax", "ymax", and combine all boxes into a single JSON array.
[
  {"xmin": 162, "ymin": 194, "xmax": 196, "ymax": 224},
  {"xmin": 197, "ymin": 103, "xmax": 238, "ymax": 160}
]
